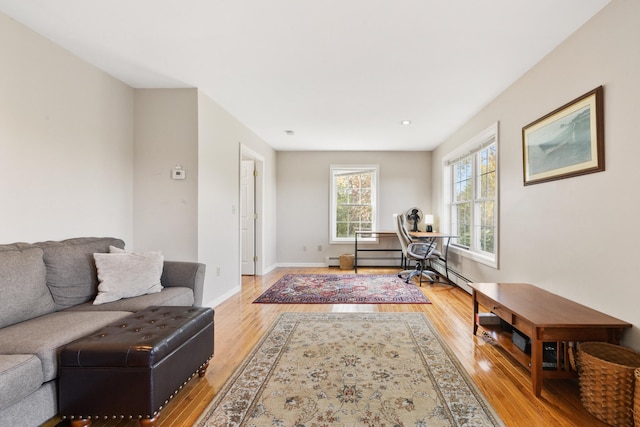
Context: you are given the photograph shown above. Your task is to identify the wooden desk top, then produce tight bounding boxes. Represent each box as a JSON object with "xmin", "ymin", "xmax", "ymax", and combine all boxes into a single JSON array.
[
  {"xmin": 469, "ymin": 282, "xmax": 631, "ymax": 329},
  {"xmin": 355, "ymin": 230, "xmax": 396, "ymax": 236},
  {"xmin": 354, "ymin": 231, "xmax": 456, "ymax": 238},
  {"xmin": 409, "ymin": 231, "xmax": 455, "ymax": 238}
]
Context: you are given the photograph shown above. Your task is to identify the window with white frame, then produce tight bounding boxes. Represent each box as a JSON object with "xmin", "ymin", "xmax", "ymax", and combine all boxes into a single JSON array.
[
  {"xmin": 330, "ymin": 165, "xmax": 379, "ymax": 243},
  {"xmin": 444, "ymin": 123, "xmax": 498, "ymax": 267}
]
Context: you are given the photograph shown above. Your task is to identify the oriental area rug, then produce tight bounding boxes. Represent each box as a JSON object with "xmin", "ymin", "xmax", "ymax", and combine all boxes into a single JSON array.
[
  {"xmin": 253, "ymin": 274, "xmax": 430, "ymax": 304},
  {"xmin": 194, "ymin": 312, "xmax": 504, "ymax": 427}
]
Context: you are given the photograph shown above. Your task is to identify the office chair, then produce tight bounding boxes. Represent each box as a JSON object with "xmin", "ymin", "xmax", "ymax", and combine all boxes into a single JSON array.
[{"xmin": 393, "ymin": 213, "xmax": 440, "ymax": 286}]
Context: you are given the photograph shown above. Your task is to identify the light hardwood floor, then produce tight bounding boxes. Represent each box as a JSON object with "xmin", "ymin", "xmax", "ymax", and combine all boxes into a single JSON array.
[{"xmin": 49, "ymin": 267, "xmax": 607, "ymax": 427}]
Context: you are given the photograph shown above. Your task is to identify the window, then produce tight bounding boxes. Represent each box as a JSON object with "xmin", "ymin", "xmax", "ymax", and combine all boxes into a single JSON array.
[
  {"xmin": 330, "ymin": 165, "xmax": 379, "ymax": 243},
  {"xmin": 444, "ymin": 123, "xmax": 498, "ymax": 267}
]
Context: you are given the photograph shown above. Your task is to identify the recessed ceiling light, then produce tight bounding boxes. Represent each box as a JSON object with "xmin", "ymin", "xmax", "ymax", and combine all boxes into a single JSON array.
[
  {"xmin": 285, "ymin": 130, "xmax": 295, "ymax": 136},
  {"xmin": 400, "ymin": 120, "xmax": 412, "ymax": 126}
]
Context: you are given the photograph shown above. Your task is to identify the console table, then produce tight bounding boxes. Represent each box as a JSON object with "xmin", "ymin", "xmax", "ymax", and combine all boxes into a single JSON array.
[{"xmin": 470, "ymin": 282, "xmax": 632, "ymax": 397}]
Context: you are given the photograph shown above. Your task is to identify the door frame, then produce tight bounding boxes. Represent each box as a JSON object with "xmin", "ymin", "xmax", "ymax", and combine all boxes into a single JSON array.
[{"xmin": 239, "ymin": 144, "xmax": 264, "ymax": 276}]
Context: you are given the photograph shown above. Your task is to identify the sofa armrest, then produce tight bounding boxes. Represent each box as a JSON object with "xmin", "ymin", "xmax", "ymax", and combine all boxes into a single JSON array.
[{"xmin": 161, "ymin": 261, "xmax": 206, "ymax": 306}]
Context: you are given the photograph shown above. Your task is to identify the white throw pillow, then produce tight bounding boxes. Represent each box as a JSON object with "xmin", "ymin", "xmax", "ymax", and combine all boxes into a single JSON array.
[{"xmin": 93, "ymin": 250, "xmax": 164, "ymax": 305}]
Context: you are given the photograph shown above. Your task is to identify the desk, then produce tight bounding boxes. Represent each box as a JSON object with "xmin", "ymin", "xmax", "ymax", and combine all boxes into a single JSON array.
[
  {"xmin": 354, "ymin": 231, "xmax": 402, "ymax": 273},
  {"xmin": 408, "ymin": 231, "xmax": 456, "ymax": 282},
  {"xmin": 470, "ymin": 282, "xmax": 632, "ymax": 397}
]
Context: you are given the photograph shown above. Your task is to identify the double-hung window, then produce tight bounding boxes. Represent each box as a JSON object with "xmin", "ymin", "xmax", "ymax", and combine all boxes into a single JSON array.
[
  {"xmin": 330, "ymin": 165, "xmax": 379, "ymax": 243},
  {"xmin": 444, "ymin": 123, "xmax": 498, "ymax": 267}
]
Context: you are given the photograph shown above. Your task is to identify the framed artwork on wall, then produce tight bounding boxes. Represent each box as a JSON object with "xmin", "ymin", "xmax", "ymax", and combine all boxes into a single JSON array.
[{"xmin": 522, "ymin": 86, "xmax": 604, "ymax": 186}]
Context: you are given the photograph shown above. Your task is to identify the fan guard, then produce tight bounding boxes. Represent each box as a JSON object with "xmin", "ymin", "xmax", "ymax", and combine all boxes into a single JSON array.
[{"xmin": 404, "ymin": 207, "xmax": 423, "ymax": 232}]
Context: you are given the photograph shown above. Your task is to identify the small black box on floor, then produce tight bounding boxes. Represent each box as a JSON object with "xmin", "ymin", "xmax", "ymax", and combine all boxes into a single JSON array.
[
  {"xmin": 512, "ymin": 329, "xmax": 531, "ymax": 354},
  {"xmin": 543, "ymin": 342, "xmax": 561, "ymax": 369},
  {"xmin": 510, "ymin": 329, "xmax": 562, "ymax": 368},
  {"xmin": 500, "ymin": 318, "xmax": 513, "ymax": 332}
]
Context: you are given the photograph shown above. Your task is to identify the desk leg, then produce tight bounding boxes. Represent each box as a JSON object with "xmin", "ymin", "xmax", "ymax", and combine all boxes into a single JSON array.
[
  {"xmin": 443, "ymin": 236, "xmax": 452, "ymax": 283},
  {"xmin": 472, "ymin": 291, "xmax": 479, "ymax": 335},
  {"xmin": 354, "ymin": 235, "xmax": 358, "ymax": 273},
  {"xmin": 531, "ymin": 333, "xmax": 543, "ymax": 397}
]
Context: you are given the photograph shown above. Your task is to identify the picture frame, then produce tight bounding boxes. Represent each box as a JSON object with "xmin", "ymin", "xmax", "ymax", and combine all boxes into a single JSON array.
[{"xmin": 522, "ymin": 86, "xmax": 604, "ymax": 185}]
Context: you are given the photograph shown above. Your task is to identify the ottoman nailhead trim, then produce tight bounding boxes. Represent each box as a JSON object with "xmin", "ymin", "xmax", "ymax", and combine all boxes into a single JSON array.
[{"xmin": 61, "ymin": 357, "xmax": 212, "ymax": 422}]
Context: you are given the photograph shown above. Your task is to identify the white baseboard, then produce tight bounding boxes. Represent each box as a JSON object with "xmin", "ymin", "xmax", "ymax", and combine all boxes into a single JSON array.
[
  {"xmin": 204, "ymin": 285, "xmax": 241, "ymax": 309},
  {"xmin": 262, "ymin": 263, "xmax": 278, "ymax": 274},
  {"xmin": 275, "ymin": 262, "xmax": 328, "ymax": 268},
  {"xmin": 430, "ymin": 260, "xmax": 472, "ymax": 294}
]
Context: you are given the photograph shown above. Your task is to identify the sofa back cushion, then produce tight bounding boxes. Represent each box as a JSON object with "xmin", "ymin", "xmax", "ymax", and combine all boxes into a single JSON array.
[
  {"xmin": 0, "ymin": 245, "xmax": 56, "ymax": 328},
  {"xmin": 35, "ymin": 237, "xmax": 125, "ymax": 310}
]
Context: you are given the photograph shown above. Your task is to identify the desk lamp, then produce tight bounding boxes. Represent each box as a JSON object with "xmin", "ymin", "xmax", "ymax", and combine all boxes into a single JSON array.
[{"xmin": 424, "ymin": 214, "xmax": 434, "ymax": 232}]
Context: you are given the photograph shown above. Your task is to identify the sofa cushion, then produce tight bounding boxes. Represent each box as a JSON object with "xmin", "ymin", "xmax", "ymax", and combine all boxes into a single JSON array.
[
  {"xmin": 65, "ymin": 286, "xmax": 195, "ymax": 312},
  {"xmin": 0, "ymin": 246, "xmax": 56, "ymax": 328},
  {"xmin": 0, "ymin": 310, "xmax": 131, "ymax": 382},
  {"xmin": 93, "ymin": 250, "xmax": 164, "ymax": 305},
  {"xmin": 0, "ymin": 354, "xmax": 43, "ymax": 410},
  {"xmin": 35, "ymin": 237, "xmax": 124, "ymax": 310},
  {"xmin": 0, "ymin": 380, "xmax": 56, "ymax": 427}
]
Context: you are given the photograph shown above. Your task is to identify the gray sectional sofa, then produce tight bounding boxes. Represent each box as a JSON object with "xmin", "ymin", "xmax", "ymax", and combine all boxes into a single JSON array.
[{"xmin": 0, "ymin": 237, "xmax": 206, "ymax": 427}]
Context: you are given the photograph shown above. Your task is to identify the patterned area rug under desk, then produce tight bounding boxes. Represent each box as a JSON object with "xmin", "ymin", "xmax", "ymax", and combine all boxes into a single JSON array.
[{"xmin": 253, "ymin": 274, "xmax": 431, "ymax": 304}]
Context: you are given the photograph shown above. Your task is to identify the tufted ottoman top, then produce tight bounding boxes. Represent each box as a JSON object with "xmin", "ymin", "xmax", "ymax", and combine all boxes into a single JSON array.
[{"xmin": 60, "ymin": 306, "xmax": 214, "ymax": 368}]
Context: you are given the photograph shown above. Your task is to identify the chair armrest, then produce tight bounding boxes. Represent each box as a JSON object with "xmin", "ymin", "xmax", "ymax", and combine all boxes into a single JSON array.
[
  {"xmin": 161, "ymin": 261, "xmax": 206, "ymax": 306},
  {"xmin": 408, "ymin": 242, "xmax": 440, "ymax": 259}
]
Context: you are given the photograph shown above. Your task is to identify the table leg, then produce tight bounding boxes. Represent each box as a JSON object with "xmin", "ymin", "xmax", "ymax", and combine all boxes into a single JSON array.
[{"xmin": 531, "ymin": 336, "xmax": 543, "ymax": 397}]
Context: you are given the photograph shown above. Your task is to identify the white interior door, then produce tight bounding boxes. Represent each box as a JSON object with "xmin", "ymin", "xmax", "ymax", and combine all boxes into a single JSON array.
[{"xmin": 241, "ymin": 160, "xmax": 256, "ymax": 275}]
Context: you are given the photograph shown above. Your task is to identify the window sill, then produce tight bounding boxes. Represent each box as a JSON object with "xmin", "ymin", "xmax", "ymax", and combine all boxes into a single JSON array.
[{"xmin": 449, "ymin": 245, "xmax": 498, "ymax": 269}]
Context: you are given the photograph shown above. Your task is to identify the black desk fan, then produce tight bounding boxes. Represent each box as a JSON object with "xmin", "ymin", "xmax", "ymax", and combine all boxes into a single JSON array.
[{"xmin": 405, "ymin": 207, "xmax": 423, "ymax": 232}]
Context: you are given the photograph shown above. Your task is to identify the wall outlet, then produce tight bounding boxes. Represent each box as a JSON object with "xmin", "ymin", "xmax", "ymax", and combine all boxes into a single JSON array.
[
  {"xmin": 317, "ymin": 245, "xmax": 323, "ymax": 252},
  {"xmin": 216, "ymin": 267, "xmax": 221, "ymax": 276}
]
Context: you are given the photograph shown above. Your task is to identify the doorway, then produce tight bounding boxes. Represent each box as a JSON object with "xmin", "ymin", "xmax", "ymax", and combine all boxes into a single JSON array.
[
  {"xmin": 240, "ymin": 159, "xmax": 255, "ymax": 275},
  {"xmin": 240, "ymin": 144, "xmax": 264, "ymax": 276}
]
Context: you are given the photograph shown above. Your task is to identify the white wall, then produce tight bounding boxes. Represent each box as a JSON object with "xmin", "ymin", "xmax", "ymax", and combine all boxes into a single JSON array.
[
  {"xmin": 133, "ymin": 89, "xmax": 199, "ymax": 258},
  {"xmin": 0, "ymin": 11, "xmax": 278, "ymax": 309},
  {"xmin": 132, "ymin": 89, "xmax": 278, "ymax": 307},
  {"xmin": 277, "ymin": 151, "xmax": 431, "ymax": 265},
  {"xmin": 432, "ymin": 0, "xmax": 640, "ymax": 348},
  {"xmin": 197, "ymin": 91, "xmax": 277, "ymax": 307},
  {"xmin": 0, "ymin": 12, "xmax": 134, "ymax": 243}
]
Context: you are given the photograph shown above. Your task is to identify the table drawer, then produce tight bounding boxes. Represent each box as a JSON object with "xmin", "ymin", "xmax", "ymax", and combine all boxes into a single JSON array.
[
  {"xmin": 491, "ymin": 304, "xmax": 514, "ymax": 324},
  {"xmin": 475, "ymin": 292, "xmax": 514, "ymax": 324}
]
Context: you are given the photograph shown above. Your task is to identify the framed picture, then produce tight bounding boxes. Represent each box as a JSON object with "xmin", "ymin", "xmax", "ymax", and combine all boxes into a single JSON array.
[{"xmin": 522, "ymin": 86, "xmax": 604, "ymax": 185}]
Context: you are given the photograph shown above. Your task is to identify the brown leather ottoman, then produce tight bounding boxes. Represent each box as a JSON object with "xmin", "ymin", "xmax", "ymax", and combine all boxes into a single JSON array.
[{"xmin": 58, "ymin": 306, "xmax": 214, "ymax": 427}]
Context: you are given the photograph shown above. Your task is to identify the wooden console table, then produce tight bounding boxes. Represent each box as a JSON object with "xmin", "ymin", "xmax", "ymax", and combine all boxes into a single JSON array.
[{"xmin": 470, "ymin": 282, "xmax": 632, "ymax": 397}]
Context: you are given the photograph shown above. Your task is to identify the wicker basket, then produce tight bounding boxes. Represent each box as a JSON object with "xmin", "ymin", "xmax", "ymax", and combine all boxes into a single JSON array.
[
  {"xmin": 339, "ymin": 254, "xmax": 354, "ymax": 270},
  {"xmin": 577, "ymin": 342, "xmax": 640, "ymax": 427},
  {"xmin": 634, "ymin": 369, "xmax": 640, "ymax": 426}
]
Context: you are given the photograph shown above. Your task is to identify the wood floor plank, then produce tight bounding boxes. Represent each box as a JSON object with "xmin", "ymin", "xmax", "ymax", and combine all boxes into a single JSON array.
[{"xmin": 47, "ymin": 267, "xmax": 607, "ymax": 427}]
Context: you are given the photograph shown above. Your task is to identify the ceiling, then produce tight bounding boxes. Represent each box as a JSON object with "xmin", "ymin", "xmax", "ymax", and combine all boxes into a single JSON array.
[{"xmin": 0, "ymin": 0, "xmax": 610, "ymax": 151}]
